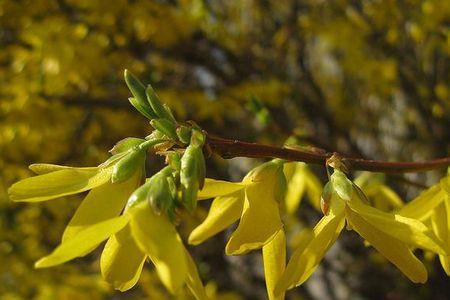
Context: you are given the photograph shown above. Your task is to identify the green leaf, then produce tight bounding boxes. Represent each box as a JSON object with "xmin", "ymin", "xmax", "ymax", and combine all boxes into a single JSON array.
[
  {"xmin": 146, "ymin": 85, "xmax": 177, "ymax": 123},
  {"xmin": 124, "ymin": 70, "xmax": 157, "ymax": 119}
]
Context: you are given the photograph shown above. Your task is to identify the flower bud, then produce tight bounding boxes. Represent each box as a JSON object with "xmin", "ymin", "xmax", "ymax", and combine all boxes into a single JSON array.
[{"xmin": 111, "ymin": 149, "xmax": 145, "ymax": 183}]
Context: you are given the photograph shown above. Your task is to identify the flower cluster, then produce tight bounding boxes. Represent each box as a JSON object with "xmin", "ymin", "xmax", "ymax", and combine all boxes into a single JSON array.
[{"xmin": 8, "ymin": 70, "xmax": 450, "ymax": 300}]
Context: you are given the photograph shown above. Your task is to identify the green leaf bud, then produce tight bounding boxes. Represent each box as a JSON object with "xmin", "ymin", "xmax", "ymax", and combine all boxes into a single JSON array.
[
  {"xmin": 124, "ymin": 70, "xmax": 157, "ymax": 119},
  {"xmin": 150, "ymin": 118, "xmax": 178, "ymax": 141},
  {"xmin": 128, "ymin": 97, "xmax": 155, "ymax": 120},
  {"xmin": 176, "ymin": 126, "xmax": 192, "ymax": 144},
  {"xmin": 146, "ymin": 85, "xmax": 177, "ymax": 123}
]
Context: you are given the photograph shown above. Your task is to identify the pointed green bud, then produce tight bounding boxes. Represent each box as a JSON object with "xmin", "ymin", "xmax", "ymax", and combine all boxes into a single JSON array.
[
  {"xmin": 125, "ymin": 180, "xmax": 152, "ymax": 211},
  {"xmin": 124, "ymin": 70, "xmax": 157, "ymax": 119},
  {"xmin": 109, "ymin": 137, "xmax": 145, "ymax": 155},
  {"xmin": 176, "ymin": 126, "xmax": 192, "ymax": 144},
  {"xmin": 111, "ymin": 149, "xmax": 145, "ymax": 183},
  {"xmin": 147, "ymin": 174, "xmax": 171, "ymax": 214},
  {"xmin": 167, "ymin": 152, "xmax": 182, "ymax": 172},
  {"xmin": 146, "ymin": 85, "xmax": 177, "ymax": 123},
  {"xmin": 196, "ymin": 148, "xmax": 206, "ymax": 190},
  {"xmin": 321, "ymin": 182, "xmax": 333, "ymax": 215},
  {"xmin": 150, "ymin": 118, "xmax": 178, "ymax": 141},
  {"xmin": 330, "ymin": 170, "xmax": 353, "ymax": 201},
  {"xmin": 180, "ymin": 145, "xmax": 200, "ymax": 212}
]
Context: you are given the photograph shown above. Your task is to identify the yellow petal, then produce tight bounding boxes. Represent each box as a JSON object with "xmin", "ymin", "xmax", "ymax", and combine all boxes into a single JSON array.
[
  {"xmin": 100, "ymin": 224, "xmax": 146, "ymax": 291},
  {"xmin": 285, "ymin": 163, "xmax": 306, "ymax": 214},
  {"xmin": 35, "ymin": 215, "xmax": 129, "ymax": 268},
  {"xmin": 129, "ymin": 202, "xmax": 187, "ymax": 294},
  {"xmin": 346, "ymin": 206, "xmax": 427, "ymax": 283},
  {"xmin": 62, "ymin": 170, "xmax": 141, "ymax": 242},
  {"xmin": 399, "ymin": 184, "xmax": 444, "ymax": 220},
  {"xmin": 9, "ymin": 167, "xmax": 112, "ymax": 202},
  {"xmin": 347, "ymin": 196, "xmax": 447, "ymax": 255},
  {"xmin": 432, "ymin": 201, "xmax": 450, "ymax": 275},
  {"xmin": 262, "ymin": 229, "xmax": 286, "ymax": 300},
  {"xmin": 29, "ymin": 163, "xmax": 98, "ymax": 174},
  {"xmin": 375, "ymin": 185, "xmax": 404, "ymax": 210},
  {"xmin": 189, "ymin": 191, "xmax": 244, "ymax": 245},
  {"xmin": 304, "ymin": 168, "xmax": 322, "ymax": 211},
  {"xmin": 197, "ymin": 178, "xmax": 246, "ymax": 200},
  {"xmin": 275, "ymin": 206, "xmax": 345, "ymax": 293},
  {"xmin": 226, "ymin": 181, "xmax": 283, "ymax": 255},
  {"xmin": 184, "ymin": 248, "xmax": 208, "ymax": 300}
]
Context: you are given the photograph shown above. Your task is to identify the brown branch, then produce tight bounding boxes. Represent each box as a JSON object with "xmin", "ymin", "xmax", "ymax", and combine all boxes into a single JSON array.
[{"xmin": 206, "ymin": 136, "xmax": 450, "ymax": 173}]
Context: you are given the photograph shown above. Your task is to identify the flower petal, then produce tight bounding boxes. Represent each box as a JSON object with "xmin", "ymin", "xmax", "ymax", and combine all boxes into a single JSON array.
[
  {"xmin": 189, "ymin": 191, "xmax": 244, "ymax": 245},
  {"xmin": 431, "ymin": 202, "xmax": 450, "ymax": 275},
  {"xmin": 225, "ymin": 182, "xmax": 283, "ymax": 255},
  {"xmin": 263, "ymin": 229, "xmax": 286, "ymax": 300},
  {"xmin": 129, "ymin": 202, "xmax": 187, "ymax": 294},
  {"xmin": 62, "ymin": 170, "xmax": 141, "ymax": 242},
  {"xmin": 346, "ymin": 206, "xmax": 427, "ymax": 283},
  {"xmin": 35, "ymin": 215, "xmax": 129, "ymax": 268},
  {"xmin": 29, "ymin": 164, "xmax": 98, "ymax": 174},
  {"xmin": 285, "ymin": 163, "xmax": 306, "ymax": 214},
  {"xmin": 348, "ymin": 196, "xmax": 447, "ymax": 255},
  {"xmin": 275, "ymin": 208, "xmax": 345, "ymax": 293},
  {"xmin": 100, "ymin": 224, "xmax": 146, "ymax": 291},
  {"xmin": 184, "ymin": 248, "xmax": 208, "ymax": 300},
  {"xmin": 399, "ymin": 184, "xmax": 444, "ymax": 220},
  {"xmin": 197, "ymin": 179, "xmax": 246, "ymax": 200},
  {"xmin": 9, "ymin": 167, "xmax": 112, "ymax": 202}
]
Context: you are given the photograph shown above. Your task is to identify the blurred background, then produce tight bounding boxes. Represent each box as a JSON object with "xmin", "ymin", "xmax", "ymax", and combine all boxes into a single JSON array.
[{"xmin": 0, "ymin": 0, "xmax": 449, "ymax": 299}]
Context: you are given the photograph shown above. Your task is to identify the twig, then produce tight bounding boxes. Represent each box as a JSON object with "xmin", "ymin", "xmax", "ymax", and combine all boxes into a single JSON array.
[{"xmin": 206, "ymin": 136, "xmax": 450, "ymax": 173}]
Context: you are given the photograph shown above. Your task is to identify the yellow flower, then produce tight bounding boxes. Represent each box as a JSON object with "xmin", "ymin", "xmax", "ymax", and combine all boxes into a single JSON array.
[
  {"xmin": 189, "ymin": 160, "xmax": 286, "ymax": 300},
  {"xmin": 399, "ymin": 174, "xmax": 450, "ymax": 274},
  {"xmin": 275, "ymin": 170, "xmax": 448, "ymax": 295},
  {"xmin": 189, "ymin": 160, "xmax": 286, "ymax": 255}
]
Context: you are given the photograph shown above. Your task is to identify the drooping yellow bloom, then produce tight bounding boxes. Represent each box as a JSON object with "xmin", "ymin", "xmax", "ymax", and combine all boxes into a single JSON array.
[
  {"xmin": 189, "ymin": 160, "xmax": 285, "ymax": 255},
  {"xmin": 275, "ymin": 170, "xmax": 448, "ymax": 295},
  {"xmin": 189, "ymin": 161, "xmax": 286, "ymax": 299},
  {"xmin": 399, "ymin": 175, "xmax": 450, "ymax": 275}
]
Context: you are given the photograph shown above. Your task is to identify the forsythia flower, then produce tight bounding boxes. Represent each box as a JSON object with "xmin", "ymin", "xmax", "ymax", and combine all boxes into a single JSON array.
[
  {"xmin": 8, "ymin": 155, "xmax": 207, "ymax": 298},
  {"xmin": 189, "ymin": 160, "xmax": 287, "ymax": 299},
  {"xmin": 399, "ymin": 174, "xmax": 450, "ymax": 274},
  {"xmin": 189, "ymin": 160, "xmax": 285, "ymax": 254},
  {"xmin": 274, "ymin": 170, "xmax": 449, "ymax": 295}
]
